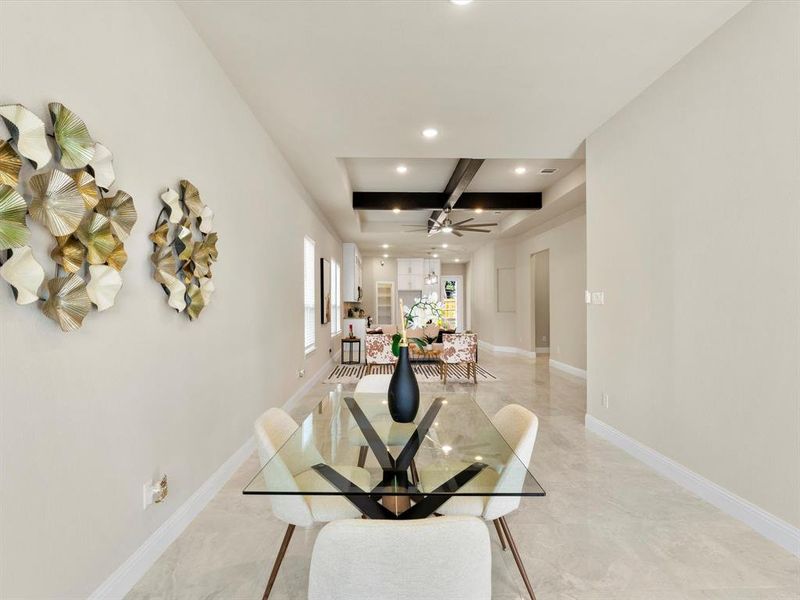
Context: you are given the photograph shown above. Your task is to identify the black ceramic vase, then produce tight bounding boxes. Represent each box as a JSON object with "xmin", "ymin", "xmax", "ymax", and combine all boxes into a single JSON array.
[{"xmin": 388, "ymin": 345, "xmax": 419, "ymax": 422}]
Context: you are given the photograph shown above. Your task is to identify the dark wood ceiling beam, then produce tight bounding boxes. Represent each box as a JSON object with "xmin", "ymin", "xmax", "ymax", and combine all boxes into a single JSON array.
[
  {"xmin": 353, "ymin": 191, "xmax": 542, "ymax": 211},
  {"xmin": 429, "ymin": 158, "xmax": 485, "ymax": 232}
]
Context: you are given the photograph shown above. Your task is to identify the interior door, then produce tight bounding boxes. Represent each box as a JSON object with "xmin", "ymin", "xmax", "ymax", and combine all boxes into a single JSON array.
[{"xmin": 440, "ymin": 276, "xmax": 463, "ymax": 331}]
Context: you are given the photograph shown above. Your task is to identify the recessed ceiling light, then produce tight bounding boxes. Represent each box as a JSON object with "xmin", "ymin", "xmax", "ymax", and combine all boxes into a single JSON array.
[
  {"xmin": 383, "ymin": 253, "xmax": 389, "ymax": 258},
  {"xmin": 396, "ymin": 164, "xmax": 408, "ymax": 174},
  {"xmin": 433, "ymin": 253, "xmax": 439, "ymax": 258},
  {"xmin": 454, "ymin": 258, "xmax": 460, "ymax": 262},
  {"xmin": 450, "ymin": 0, "xmax": 472, "ymax": 4},
  {"xmin": 382, "ymin": 243, "xmax": 389, "ymax": 249},
  {"xmin": 514, "ymin": 166, "xmax": 527, "ymax": 175},
  {"xmin": 422, "ymin": 127, "xmax": 439, "ymax": 139},
  {"xmin": 474, "ymin": 208, "xmax": 483, "ymax": 214},
  {"xmin": 441, "ymin": 243, "xmax": 448, "ymax": 248},
  {"xmin": 392, "ymin": 207, "xmax": 401, "ymax": 214}
]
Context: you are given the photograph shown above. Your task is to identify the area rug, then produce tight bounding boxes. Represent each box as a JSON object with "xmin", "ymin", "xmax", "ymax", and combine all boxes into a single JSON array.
[{"xmin": 323, "ymin": 363, "xmax": 499, "ymax": 384}]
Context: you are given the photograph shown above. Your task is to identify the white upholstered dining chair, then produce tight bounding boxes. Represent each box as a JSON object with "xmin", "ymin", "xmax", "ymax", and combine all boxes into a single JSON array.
[
  {"xmin": 308, "ymin": 516, "xmax": 492, "ymax": 600},
  {"xmin": 255, "ymin": 408, "xmax": 371, "ymax": 599},
  {"xmin": 419, "ymin": 404, "xmax": 539, "ymax": 599}
]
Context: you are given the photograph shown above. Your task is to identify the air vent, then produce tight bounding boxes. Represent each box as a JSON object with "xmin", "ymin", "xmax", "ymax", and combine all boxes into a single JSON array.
[{"xmin": 539, "ymin": 168, "xmax": 558, "ymax": 175}]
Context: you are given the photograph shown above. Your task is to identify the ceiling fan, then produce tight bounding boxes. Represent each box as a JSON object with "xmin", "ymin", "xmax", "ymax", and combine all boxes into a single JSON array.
[{"xmin": 403, "ymin": 207, "xmax": 497, "ymax": 237}]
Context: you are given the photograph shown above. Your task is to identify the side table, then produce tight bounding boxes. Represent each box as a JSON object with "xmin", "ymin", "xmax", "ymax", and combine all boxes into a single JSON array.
[{"xmin": 341, "ymin": 337, "xmax": 361, "ymax": 364}]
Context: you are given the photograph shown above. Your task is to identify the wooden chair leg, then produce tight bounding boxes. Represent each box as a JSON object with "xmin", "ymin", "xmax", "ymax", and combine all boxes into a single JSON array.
[
  {"xmin": 499, "ymin": 517, "xmax": 536, "ymax": 600},
  {"xmin": 357, "ymin": 445, "xmax": 368, "ymax": 468},
  {"xmin": 443, "ymin": 363, "xmax": 448, "ymax": 385},
  {"xmin": 366, "ymin": 363, "xmax": 371, "ymax": 374},
  {"xmin": 493, "ymin": 519, "xmax": 507, "ymax": 551},
  {"xmin": 472, "ymin": 362, "xmax": 477, "ymax": 384},
  {"xmin": 263, "ymin": 524, "xmax": 295, "ymax": 600}
]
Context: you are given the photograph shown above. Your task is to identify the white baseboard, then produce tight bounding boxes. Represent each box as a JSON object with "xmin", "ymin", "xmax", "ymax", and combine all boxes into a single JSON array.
[
  {"xmin": 536, "ymin": 347, "xmax": 550, "ymax": 353},
  {"xmin": 88, "ymin": 436, "xmax": 256, "ymax": 599},
  {"xmin": 89, "ymin": 353, "xmax": 340, "ymax": 599},
  {"xmin": 585, "ymin": 414, "xmax": 800, "ymax": 557},
  {"xmin": 549, "ymin": 358, "xmax": 587, "ymax": 379},
  {"xmin": 478, "ymin": 339, "xmax": 536, "ymax": 360}
]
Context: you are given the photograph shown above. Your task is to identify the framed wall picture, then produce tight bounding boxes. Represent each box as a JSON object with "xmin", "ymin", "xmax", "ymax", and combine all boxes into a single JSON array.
[{"xmin": 321, "ymin": 257, "xmax": 331, "ymax": 324}]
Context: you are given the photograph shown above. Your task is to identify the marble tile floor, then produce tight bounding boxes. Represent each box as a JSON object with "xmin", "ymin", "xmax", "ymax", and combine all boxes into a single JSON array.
[{"xmin": 127, "ymin": 354, "xmax": 800, "ymax": 600}]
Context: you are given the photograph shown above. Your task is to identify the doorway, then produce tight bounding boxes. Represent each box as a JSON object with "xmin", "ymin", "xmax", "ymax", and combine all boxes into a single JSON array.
[
  {"xmin": 530, "ymin": 250, "xmax": 550, "ymax": 354},
  {"xmin": 440, "ymin": 275, "xmax": 464, "ymax": 331}
]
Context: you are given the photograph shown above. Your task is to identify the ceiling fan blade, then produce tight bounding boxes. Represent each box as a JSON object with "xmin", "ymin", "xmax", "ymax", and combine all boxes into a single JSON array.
[
  {"xmin": 451, "ymin": 218, "xmax": 474, "ymax": 226},
  {"xmin": 452, "ymin": 230, "xmax": 463, "ymax": 237},
  {"xmin": 457, "ymin": 228, "xmax": 492, "ymax": 233},
  {"xmin": 465, "ymin": 222, "xmax": 497, "ymax": 227}
]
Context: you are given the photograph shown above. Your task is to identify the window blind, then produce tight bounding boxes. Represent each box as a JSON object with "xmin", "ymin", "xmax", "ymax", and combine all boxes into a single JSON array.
[
  {"xmin": 304, "ymin": 236, "xmax": 315, "ymax": 353},
  {"xmin": 331, "ymin": 259, "xmax": 341, "ymax": 336}
]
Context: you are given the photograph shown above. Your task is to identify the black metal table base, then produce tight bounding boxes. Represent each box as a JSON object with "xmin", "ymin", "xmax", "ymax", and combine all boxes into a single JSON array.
[{"xmin": 312, "ymin": 396, "xmax": 488, "ymax": 519}]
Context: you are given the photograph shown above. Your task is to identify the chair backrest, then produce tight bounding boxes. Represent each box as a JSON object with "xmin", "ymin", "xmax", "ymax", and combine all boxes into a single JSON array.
[
  {"xmin": 442, "ymin": 333, "xmax": 477, "ymax": 364},
  {"xmin": 483, "ymin": 404, "xmax": 539, "ymax": 521},
  {"xmin": 364, "ymin": 334, "xmax": 397, "ymax": 365},
  {"xmin": 308, "ymin": 517, "xmax": 491, "ymax": 600},
  {"xmin": 354, "ymin": 373, "xmax": 392, "ymax": 394},
  {"xmin": 254, "ymin": 408, "xmax": 315, "ymax": 527}
]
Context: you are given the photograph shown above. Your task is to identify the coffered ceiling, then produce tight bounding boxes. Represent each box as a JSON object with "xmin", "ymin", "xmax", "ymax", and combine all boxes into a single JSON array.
[{"xmin": 180, "ymin": 0, "xmax": 747, "ymax": 259}]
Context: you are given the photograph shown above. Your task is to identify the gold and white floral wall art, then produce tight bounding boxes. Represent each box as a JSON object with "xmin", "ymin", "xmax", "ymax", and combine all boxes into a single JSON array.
[
  {"xmin": 0, "ymin": 102, "xmax": 136, "ymax": 332},
  {"xmin": 149, "ymin": 180, "xmax": 217, "ymax": 320}
]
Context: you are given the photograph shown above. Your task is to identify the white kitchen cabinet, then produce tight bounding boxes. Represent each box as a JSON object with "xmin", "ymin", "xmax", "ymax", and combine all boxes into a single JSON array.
[{"xmin": 342, "ymin": 243, "xmax": 362, "ymax": 302}]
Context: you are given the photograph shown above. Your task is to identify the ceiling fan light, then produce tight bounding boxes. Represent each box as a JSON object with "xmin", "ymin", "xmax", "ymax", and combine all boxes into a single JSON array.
[{"xmin": 441, "ymin": 226, "xmax": 453, "ymax": 234}]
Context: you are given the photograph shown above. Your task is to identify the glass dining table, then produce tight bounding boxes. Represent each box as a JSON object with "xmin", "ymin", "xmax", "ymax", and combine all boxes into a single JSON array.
[{"xmin": 244, "ymin": 391, "xmax": 545, "ymax": 520}]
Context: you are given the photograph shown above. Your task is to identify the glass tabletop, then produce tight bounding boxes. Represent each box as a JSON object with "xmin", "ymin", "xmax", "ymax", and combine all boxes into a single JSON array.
[{"xmin": 244, "ymin": 392, "xmax": 545, "ymax": 502}]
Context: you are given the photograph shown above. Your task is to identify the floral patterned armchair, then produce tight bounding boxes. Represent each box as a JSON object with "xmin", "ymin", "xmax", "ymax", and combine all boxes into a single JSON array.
[
  {"xmin": 441, "ymin": 333, "xmax": 478, "ymax": 384},
  {"xmin": 365, "ymin": 334, "xmax": 397, "ymax": 373}
]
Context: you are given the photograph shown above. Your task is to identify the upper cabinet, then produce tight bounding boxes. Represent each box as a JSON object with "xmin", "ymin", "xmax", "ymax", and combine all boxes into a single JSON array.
[
  {"xmin": 342, "ymin": 243, "xmax": 362, "ymax": 302},
  {"xmin": 396, "ymin": 258, "xmax": 440, "ymax": 295}
]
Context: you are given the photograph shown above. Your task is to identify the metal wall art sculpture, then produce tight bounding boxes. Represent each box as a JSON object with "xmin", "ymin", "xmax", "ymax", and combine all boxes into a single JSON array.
[
  {"xmin": 0, "ymin": 101, "xmax": 136, "ymax": 331},
  {"xmin": 149, "ymin": 180, "xmax": 217, "ymax": 320}
]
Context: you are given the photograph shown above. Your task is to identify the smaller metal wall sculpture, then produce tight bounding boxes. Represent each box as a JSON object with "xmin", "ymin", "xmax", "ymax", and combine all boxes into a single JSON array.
[
  {"xmin": 0, "ymin": 101, "xmax": 136, "ymax": 332},
  {"xmin": 149, "ymin": 181, "xmax": 217, "ymax": 320}
]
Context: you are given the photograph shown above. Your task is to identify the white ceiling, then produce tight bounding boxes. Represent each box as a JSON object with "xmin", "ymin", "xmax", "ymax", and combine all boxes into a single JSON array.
[{"xmin": 180, "ymin": 0, "xmax": 748, "ymax": 256}]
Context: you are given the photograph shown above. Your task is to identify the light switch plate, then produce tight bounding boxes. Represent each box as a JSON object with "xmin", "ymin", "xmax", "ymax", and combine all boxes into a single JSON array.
[
  {"xmin": 592, "ymin": 291, "xmax": 605, "ymax": 305},
  {"xmin": 585, "ymin": 290, "xmax": 591, "ymax": 304}
]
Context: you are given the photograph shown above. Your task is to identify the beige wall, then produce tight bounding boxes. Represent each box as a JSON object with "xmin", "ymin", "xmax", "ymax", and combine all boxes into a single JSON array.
[
  {"xmin": 0, "ymin": 2, "xmax": 341, "ymax": 596},
  {"xmin": 469, "ymin": 211, "xmax": 586, "ymax": 369},
  {"xmin": 586, "ymin": 0, "xmax": 799, "ymax": 528}
]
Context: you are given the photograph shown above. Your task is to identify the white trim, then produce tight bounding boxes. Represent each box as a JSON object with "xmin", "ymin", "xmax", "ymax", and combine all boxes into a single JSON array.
[
  {"xmin": 548, "ymin": 358, "xmax": 587, "ymax": 379},
  {"xmin": 536, "ymin": 346, "xmax": 550, "ymax": 353},
  {"xmin": 478, "ymin": 339, "xmax": 535, "ymax": 360},
  {"xmin": 585, "ymin": 414, "xmax": 800, "ymax": 557},
  {"xmin": 89, "ymin": 352, "xmax": 341, "ymax": 599},
  {"xmin": 88, "ymin": 437, "xmax": 256, "ymax": 600}
]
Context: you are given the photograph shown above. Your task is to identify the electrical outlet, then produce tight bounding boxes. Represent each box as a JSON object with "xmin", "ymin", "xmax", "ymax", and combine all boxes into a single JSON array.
[
  {"xmin": 142, "ymin": 475, "xmax": 168, "ymax": 509},
  {"xmin": 298, "ymin": 368, "xmax": 305, "ymax": 378},
  {"xmin": 602, "ymin": 393, "xmax": 609, "ymax": 409},
  {"xmin": 591, "ymin": 291, "xmax": 605, "ymax": 305}
]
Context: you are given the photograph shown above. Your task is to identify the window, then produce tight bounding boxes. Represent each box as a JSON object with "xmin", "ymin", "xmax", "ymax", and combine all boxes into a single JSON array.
[
  {"xmin": 303, "ymin": 236, "xmax": 315, "ymax": 353},
  {"xmin": 331, "ymin": 259, "xmax": 341, "ymax": 336}
]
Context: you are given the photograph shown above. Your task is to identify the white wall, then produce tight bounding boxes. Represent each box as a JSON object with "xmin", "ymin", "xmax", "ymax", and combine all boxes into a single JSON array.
[
  {"xmin": 532, "ymin": 250, "xmax": 550, "ymax": 349},
  {"xmin": 0, "ymin": 2, "xmax": 341, "ymax": 597},
  {"xmin": 469, "ymin": 211, "xmax": 586, "ymax": 369},
  {"xmin": 586, "ymin": 0, "xmax": 799, "ymax": 528}
]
